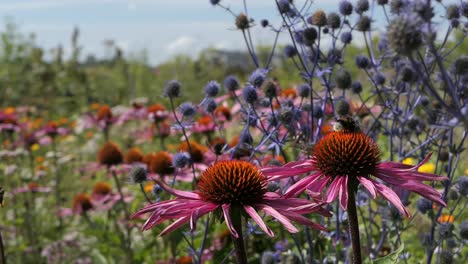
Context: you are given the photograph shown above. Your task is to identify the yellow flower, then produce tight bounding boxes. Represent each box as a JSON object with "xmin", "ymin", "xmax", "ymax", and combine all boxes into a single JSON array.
[
  {"xmin": 30, "ymin": 144, "xmax": 40, "ymax": 152},
  {"xmin": 418, "ymin": 163, "xmax": 436, "ymax": 174},
  {"xmin": 402, "ymin": 157, "xmax": 416, "ymax": 165},
  {"xmin": 144, "ymin": 182, "xmax": 154, "ymax": 193}
]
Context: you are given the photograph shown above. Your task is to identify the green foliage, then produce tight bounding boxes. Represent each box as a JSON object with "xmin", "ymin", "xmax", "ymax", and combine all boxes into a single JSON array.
[{"xmin": 368, "ymin": 243, "xmax": 404, "ymax": 264}]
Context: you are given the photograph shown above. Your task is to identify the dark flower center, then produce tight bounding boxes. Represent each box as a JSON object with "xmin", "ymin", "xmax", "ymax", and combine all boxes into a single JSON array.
[
  {"xmin": 150, "ymin": 151, "xmax": 174, "ymax": 175},
  {"xmin": 312, "ymin": 132, "xmax": 381, "ymax": 178},
  {"xmin": 198, "ymin": 160, "xmax": 266, "ymax": 205},
  {"xmin": 73, "ymin": 193, "xmax": 93, "ymax": 212},
  {"xmin": 92, "ymin": 182, "xmax": 112, "ymax": 196},
  {"xmin": 97, "ymin": 141, "xmax": 123, "ymax": 166},
  {"xmin": 178, "ymin": 141, "xmax": 207, "ymax": 163},
  {"xmin": 124, "ymin": 147, "xmax": 144, "ymax": 164},
  {"xmin": 97, "ymin": 105, "xmax": 113, "ymax": 121}
]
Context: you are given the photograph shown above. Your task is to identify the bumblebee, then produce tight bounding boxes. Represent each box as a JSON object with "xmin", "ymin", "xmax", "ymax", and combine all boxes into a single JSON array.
[{"xmin": 333, "ymin": 116, "xmax": 361, "ymax": 133}]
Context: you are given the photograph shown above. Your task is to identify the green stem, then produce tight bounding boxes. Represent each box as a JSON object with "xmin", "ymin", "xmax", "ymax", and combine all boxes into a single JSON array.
[
  {"xmin": 0, "ymin": 229, "xmax": 5, "ymax": 264},
  {"xmin": 139, "ymin": 183, "xmax": 151, "ymax": 203},
  {"xmin": 347, "ymin": 185, "xmax": 362, "ymax": 264},
  {"xmin": 110, "ymin": 169, "xmax": 134, "ymax": 262},
  {"xmin": 230, "ymin": 206, "xmax": 247, "ymax": 264},
  {"xmin": 51, "ymin": 138, "xmax": 63, "ymax": 231}
]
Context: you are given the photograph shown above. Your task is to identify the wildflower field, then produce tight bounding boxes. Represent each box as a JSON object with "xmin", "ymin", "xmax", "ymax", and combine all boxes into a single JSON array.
[{"xmin": 1, "ymin": 0, "xmax": 468, "ymax": 263}]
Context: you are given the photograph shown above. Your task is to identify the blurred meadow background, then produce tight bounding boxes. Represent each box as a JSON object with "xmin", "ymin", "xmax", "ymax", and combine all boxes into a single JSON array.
[{"xmin": 0, "ymin": 0, "xmax": 467, "ymax": 264}]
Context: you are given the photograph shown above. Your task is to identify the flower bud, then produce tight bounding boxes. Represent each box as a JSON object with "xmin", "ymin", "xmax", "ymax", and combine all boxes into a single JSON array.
[{"xmin": 163, "ymin": 80, "xmax": 182, "ymax": 98}]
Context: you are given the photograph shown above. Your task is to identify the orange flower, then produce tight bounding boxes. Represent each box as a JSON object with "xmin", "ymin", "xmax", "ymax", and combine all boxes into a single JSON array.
[
  {"xmin": 4, "ymin": 107, "xmax": 15, "ymax": 115},
  {"xmin": 437, "ymin": 214, "xmax": 454, "ymax": 224},
  {"xmin": 197, "ymin": 115, "xmax": 213, "ymax": 126},
  {"xmin": 85, "ymin": 131, "xmax": 94, "ymax": 139},
  {"xmin": 90, "ymin": 103, "xmax": 100, "ymax": 110},
  {"xmin": 280, "ymin": 87, "xmax": 297, "ymax": 98},
  {"xmin": 35, "ymin": 156, "xmax": 45, "ymax": 163},
  {"xmin": 176, "ymin": 256, "xmax": 193, "ymax": 264},
  {"xmin": 58, "ymin": 117, "xmax": 68, "ymax": 125}
]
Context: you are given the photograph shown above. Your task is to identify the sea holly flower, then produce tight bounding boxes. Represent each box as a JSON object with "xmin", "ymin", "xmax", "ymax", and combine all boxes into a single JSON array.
[
  {"xmin": 262, "ymin": 127, "xmax": 448, "ymax": 217},
  {"xmin": 132, "ymin": 160, "xmax": 330, "ymax": 238}
]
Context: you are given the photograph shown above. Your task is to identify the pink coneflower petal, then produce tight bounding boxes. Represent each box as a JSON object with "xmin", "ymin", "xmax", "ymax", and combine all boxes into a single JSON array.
[
  {"xmin": 357, "ymin": 176, "xmax": 377, "ymax": 199},
  {"xmin": 156, "ymin": 180, "xmax": 201, "ymax": 200},
  {"xmin": 260, "ymin": 205, "xmax": 298, "ymax": 233},
  {"xmin": 377, "ymin": 168, "xmax": 447, "ymax": 181},
  {"xmin": 244, "ymin": 205, "xmax": 274, "ymax": 237},
  {"xmin": 376, "ymin": 174, "xmax": 446, "ymax": 206},
  {"xmin": 371, "ymin": 179, "xmax": 410, "ymax": 217},
  {"xmin": 190, "ymin": 204, "xmax": 218, "ymax": 231},
  {"xmin": 161, "ymin": 201, "xmax": 211, "ymax": 217},
  {"xmin": 132, "ymin": 200, "xmax": 184, "ymax": 216},
  {"xmin": 160, "ymin": 215, "xmax": 191, "ymax": 236},
  {"xmin": 222, "ymin": 204, "xmax": 238, "ymax": 238},
  {"xmin": 280, "ymin": 211, "xmax": 327, "ymax": 231},
  {"xmin": 325, "ymin": 177, "xmax": 343, "ymax": 204},
  {"xmin": 339, "ymin": 176, "xmax": 349, "ymax": 210},
  {"xmin": 380, "ymin": 154, "xmax": 432, "ymax": 171},
  {"xmin": 262, "ymin": 160, "xmax": 316, "ymax": 181},
  {"xmin": 284, "ymin": 172, "xmax": 323, "ymax": 198},
  {"xmin": 133, "ymin": 160, "xmax": 330, "ymax": 238},
  {"xmin": 142, "ymin": 211, "xmax": 165, "ymax": 230}
]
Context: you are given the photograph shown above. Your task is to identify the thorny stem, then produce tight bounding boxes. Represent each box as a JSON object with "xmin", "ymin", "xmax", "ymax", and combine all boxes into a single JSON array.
[{"xmin": 347, "ymin": 184, "xmax": 362, "ymax": 264}]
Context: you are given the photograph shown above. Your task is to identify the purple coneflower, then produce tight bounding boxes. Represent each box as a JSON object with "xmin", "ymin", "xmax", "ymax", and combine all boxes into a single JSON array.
[
  {"xmin": 262, "ymin": 130, "xmax": 447, "ymax": 216},
  {"xmin": 132, "ymin": 160, "xmax": 330, "ymax": 263},
  {"xmin": 262, "ymin": 126, "xmax": 447, "ymax": 263}
]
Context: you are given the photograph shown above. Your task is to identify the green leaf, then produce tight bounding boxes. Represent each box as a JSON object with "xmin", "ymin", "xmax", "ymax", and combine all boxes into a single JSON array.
[
  {"xmin": 91, "ymin": 249, "xmax": 109, "ymax": 264},
  {"xmin": 371, "ymin": 243, "xmax": 405, "ymax": 264}
]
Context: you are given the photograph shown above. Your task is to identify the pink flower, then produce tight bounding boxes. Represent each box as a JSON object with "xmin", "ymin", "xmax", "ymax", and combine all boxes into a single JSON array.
[
  {"xmin": 262, "ymin": 131, "xmax": 448, "ymax": 217},
  {"xmin": 13, "ymin": 182, "xmax": 51, "ymax": 194},
  {"xmin": 132, "ymin": 160, "xmax": 330, "ymax": 237}
]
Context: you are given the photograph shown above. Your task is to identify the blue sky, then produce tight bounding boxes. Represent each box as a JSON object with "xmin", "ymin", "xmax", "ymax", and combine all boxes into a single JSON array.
[
  {"xmin": 0, "ymin": 0, "xmax": 453, "ymax": 65},
  {"xmin": 0, "ymin": 0, "xmax": 344, "ymax": 64}
]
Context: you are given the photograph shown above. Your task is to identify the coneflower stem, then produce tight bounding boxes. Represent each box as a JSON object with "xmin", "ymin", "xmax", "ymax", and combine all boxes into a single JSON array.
[
  {"xmin": 231, "ymin": 207, "xmax": 247, "ymax": 264},
  {"xmin": 51, "ymin": 138, "xmax": 63, "ymax": 231},
  {"xmin": 110, "ymin": 169, "xmax": 134, "ymax": 262},
  {"xmin": 347, "ymin": 186, "xmax": 362, "ymax": 264},
  {"xmin": 139, "ymin": 183, "xmax": 151, "ymax": 203},
  {"xmin": 0, "ymin": 229, "xmax": 5, "ymax": 264}
]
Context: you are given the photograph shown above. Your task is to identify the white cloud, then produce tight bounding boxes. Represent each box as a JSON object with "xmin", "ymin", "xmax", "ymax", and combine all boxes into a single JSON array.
[{"xmin": 166, "ymin": 36, "xmax": 195, "ymax": 54}]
